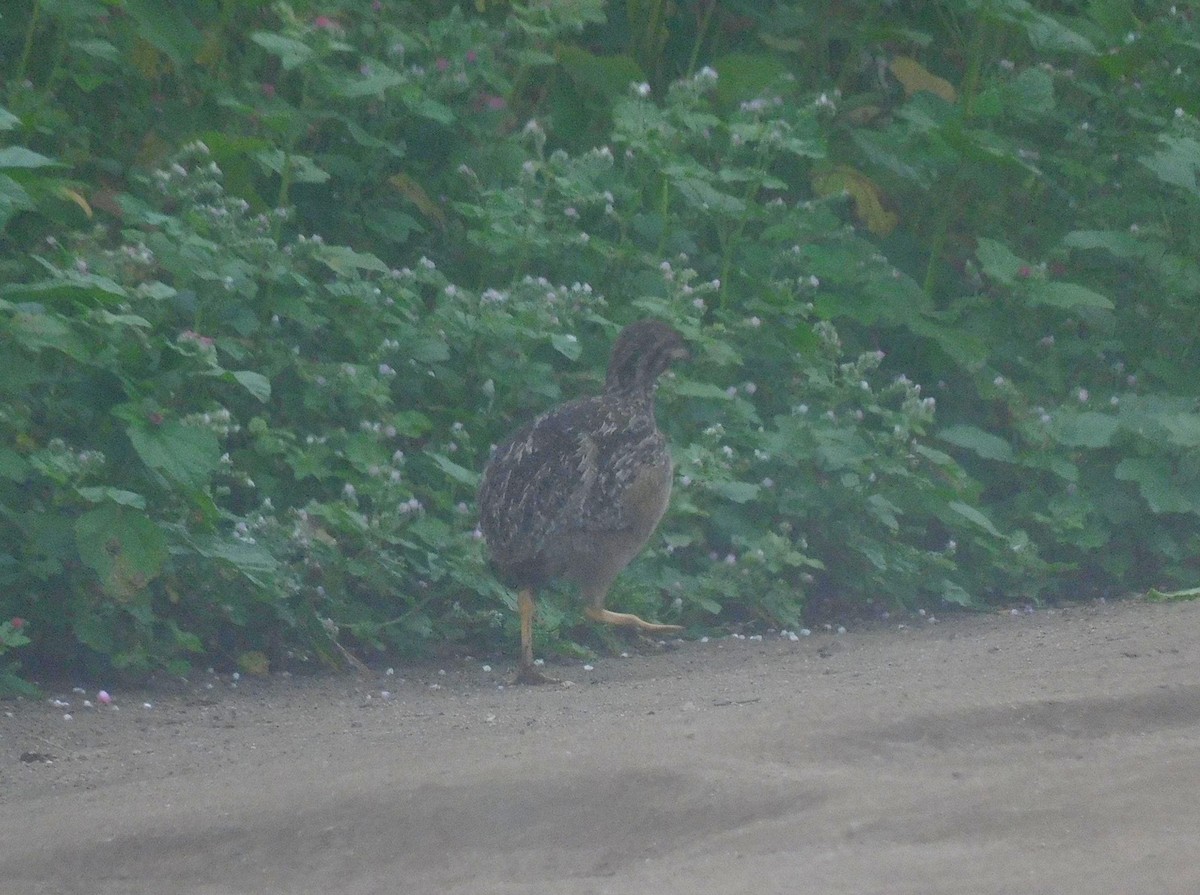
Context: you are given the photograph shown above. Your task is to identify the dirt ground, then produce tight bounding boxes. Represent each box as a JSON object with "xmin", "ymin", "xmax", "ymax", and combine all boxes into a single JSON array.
[{"xmin": 2, "ymin": 598, "xmax": 1199, "ymax": 895}]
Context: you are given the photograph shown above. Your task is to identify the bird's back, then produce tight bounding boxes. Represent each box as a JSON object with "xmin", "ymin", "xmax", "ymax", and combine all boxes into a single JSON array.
[{"xmin": 478, "ymin": 392, "xmax": 668, "ymax": 588}]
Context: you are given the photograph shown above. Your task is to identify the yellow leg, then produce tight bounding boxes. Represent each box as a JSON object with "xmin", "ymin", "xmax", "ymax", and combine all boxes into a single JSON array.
[
  {"xmin": 514, "ymin": 588, "xmax": 559, "ymax": 685},
  {"xmin": 585, "ymin": 606, "xmax": 683, "ymax": 634}
]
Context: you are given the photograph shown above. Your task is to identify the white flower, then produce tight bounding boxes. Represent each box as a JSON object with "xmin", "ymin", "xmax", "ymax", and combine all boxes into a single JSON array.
[{"xmin": 634, "ymin": 82, "xmax": 652, "ymax": 97}]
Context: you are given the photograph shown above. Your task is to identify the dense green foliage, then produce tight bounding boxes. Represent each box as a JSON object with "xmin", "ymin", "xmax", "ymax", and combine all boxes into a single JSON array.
[{"xmin": 1, "ymin": 0, "xmax": 1198, "ymax": 683}]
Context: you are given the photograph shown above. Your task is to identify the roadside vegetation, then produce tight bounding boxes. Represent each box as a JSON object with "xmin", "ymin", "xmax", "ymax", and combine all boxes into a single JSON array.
[{"xmin": 2, "ymin": 0, "xmax": 1197, "ymax": 688}]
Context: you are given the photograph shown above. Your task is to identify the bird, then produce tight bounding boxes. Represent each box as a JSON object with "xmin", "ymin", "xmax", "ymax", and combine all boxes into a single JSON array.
[{"xmin": 478, "ymin": 319, "xmax": 689, "ymax": 684}]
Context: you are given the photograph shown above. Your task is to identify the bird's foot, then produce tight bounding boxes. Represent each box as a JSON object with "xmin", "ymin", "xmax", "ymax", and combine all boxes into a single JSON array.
[{"xmin": 513, "ymin": 664, "xmax": 562, "ymax": 685}]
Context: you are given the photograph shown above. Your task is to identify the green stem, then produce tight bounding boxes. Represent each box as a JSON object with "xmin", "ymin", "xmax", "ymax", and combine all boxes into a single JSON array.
[
  {"xmin": 685, "ymin": 0, "xmax": 716, "ymax": 76},
  {"xmin": 17, "ymin": 0, "xmax": 42, "ymax": 84}
]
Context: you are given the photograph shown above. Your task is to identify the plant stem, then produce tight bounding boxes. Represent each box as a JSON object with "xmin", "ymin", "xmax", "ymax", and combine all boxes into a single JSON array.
[{"xmin": 17, "ymin": 0, "xmax": 42, "ymax": 84}]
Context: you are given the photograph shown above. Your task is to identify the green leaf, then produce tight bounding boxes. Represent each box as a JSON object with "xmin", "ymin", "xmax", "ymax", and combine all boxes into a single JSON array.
[
  {"xmin": 76, "ymin": 487, "xmax": 147, "ymax": 509},
  {"xmin": 976, "ymin": 238, "xmax": 1026, "ymax": 286},
  {"xmin": 1063, "ymin": 229, "xmax": 1141, "ymax": 258},
  {"xmin": 1141, "ymin": 135, "xmax": 1200, "ymax": 198},
  {"xmin": 0, "ymin": 107, "xmax": 19, "ymax": 131},
  {"xmin": 947, "ymin": 501, "xmax": 1003, "ymax": 538},
  {"xmin": 430, "ymin": 452, "xmax": 479, "ymax": 487},
  {"xmin": 706, "ymin": 480, "xmax": 761, "ymax": 504},
  {"xmin": 671, "ymin": 378, "xmax": 735, "ymax": 400},
  {"xmin": 939, "ymin": 424, "xmax": 1015, "ymax": 462},
  {"xmin": 551, "ymin": 332, "xmax": 582, "ymax": 360},
  {"xmin": 75, "ymin": 504, "xmax": 168, "ymax": 599},
  {"xmin": 1008, "ymin": 67, "xmax": 1055, "ymax": 117},
  {"xmin": 0, "ymin": 147, "xmax": 57, "ymax": 169},
  {"xmin": 1027, "ymin": 281, "xmax": 1113, "ymax": 311},
  {"xmin": 313, "ymin": 244, "xmax": 388, "ymax": 275},
  {"xmin": 558, "ymin": 45, "xmax": 645, "ymax": 99},
  {"xmin": 1049, "ymin": 411, "xmax": 1119, "ymax": 448},
  {"xmin": 231, "ymin": 370, "xmax": 272, "ymax": 402},
  {"xmin": 1115, "ymin": 458, "xmax": 1200, "ymax": 515},
  {"xmin": 251, "ymin": 32, "xmax": 315, "ymax": 69},
  {"xmin": 127, "ymin": 421, "xmax": 221, "ymax": 487},
  {"xmin": 124, "ymin": 0, "xmax": 202, "ymax": 66}
]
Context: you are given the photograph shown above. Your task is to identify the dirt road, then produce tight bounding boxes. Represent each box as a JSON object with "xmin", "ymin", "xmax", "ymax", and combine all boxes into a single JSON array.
[{"xmin": 3, "ymin": 598, "xmax": 1199, "ymax": 894}]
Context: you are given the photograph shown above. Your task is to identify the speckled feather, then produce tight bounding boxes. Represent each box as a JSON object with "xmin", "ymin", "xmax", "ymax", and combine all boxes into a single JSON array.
[{"xmin": 478, "ymin": 320, "xmax": 687, "ymax": 590}]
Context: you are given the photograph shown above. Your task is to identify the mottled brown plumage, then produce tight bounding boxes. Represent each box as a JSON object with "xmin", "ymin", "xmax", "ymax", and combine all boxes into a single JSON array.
[{"xmin": 478, "ymin": 319, "xmax": 688, "ymax": 683}]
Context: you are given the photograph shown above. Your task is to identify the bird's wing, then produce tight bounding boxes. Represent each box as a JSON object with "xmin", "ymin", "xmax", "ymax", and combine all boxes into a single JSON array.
[{"xmin": 479, "ymin": 397, "xmax": 663, "ymax": 564}]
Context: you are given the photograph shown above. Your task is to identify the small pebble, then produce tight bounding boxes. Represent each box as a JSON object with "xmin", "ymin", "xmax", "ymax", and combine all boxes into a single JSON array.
[
  {"xmin": 438, "ymin": 669, "xmax": 447, "ymax": 676},
  {"xmin": 428, "ymin": 683, "xmax": 441, "ymax": 690},
  {"xmin": 83, "ymin": 700, "xmax": 94, "ymax": 709},
  {"xmin": 51, "ymin": 699, "xmax": 70, "ymax": 709},
  {"xmin": 72, "ymin": 687, "xmax": 85, "ymax": 695},
  {"xmin": 837, "ymin": 626, "xmax": 847, "ymax": 635},
  {"xmin": 380, "ymin": 690, "xmax": 391, "ymax": 699},
  {"xmin": 749, "ymin": 634, "xmax": 763, "ymax": 642},
  {"xmin": 63, "ymin": 713, "xmax": 73, "ymax": 721},
  {"xmin": 787, "ymin": 632, "xmax": 800, "ymax": 642},
  {"xmin": 386, "ymin": 667, "xmax": 395, "ymax": 676},
  {"xmin": 583, "ymin": 664, "xmax": 595, "ymax": 671},
  {"xmin": 482, "ymin": 664, "xmax": 492, "ymax": 672},
  {"xmin": 619, "ymin": 652, "xmax": 630, "ymax": 659},
  {"xmin": 142, "ymin": 702, "xmax": 153, "ymax": 709},
  {"xmin": 800, "ymin": 628, "xmax": 812, "ymax": 636},
  {"xmin": 533, "ymin": 659, "xmax": 545, "ymax": 667},
  {"xmin": 232, "ymin": 672, "xmax": 240, "ymax": 681},
  {"xmin": 700, "ymin": 636, "xmax": 710, "ymax": 643}
]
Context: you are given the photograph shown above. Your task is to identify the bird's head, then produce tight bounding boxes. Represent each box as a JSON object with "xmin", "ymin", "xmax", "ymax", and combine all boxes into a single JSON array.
[{"xmin": 604, "ymin": 319, "xmax": 689, "ymax": 395}]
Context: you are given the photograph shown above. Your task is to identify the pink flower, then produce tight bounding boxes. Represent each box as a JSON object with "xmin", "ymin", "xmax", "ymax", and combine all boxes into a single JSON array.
[
  {"xmin": 435, "ymin": 57, "xmax": 450, "ymax": 72},
  {"xmin": 485, "ymin": 95, "xmax": 506, "ymax": 110},
  {"xmin": 97, "ymin": 690, "xmax": 113, "ymax": 705},
  {"xmin": 261, "ymin": 82, "xmax": 276, "ymax": 99},
  {"xmin": 1017, "ymin": 265, "xmax": 1033, "ymax": 278},
  {"xmin": 9, "ymin": 617, "xmax": 24, "ymax": 630},
  {"xmin": 313, "ymin": 15, "xmax": 339, "ymax": 30},
  {"xmin": 466, "ymin": 50, "xmax": 478, "ymax": 63}
]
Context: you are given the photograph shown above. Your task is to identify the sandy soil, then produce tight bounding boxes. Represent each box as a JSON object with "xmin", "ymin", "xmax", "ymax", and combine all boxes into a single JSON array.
[{"xmin": 2, "ymin": 598, "xmax": 1199, "ymax": 895}]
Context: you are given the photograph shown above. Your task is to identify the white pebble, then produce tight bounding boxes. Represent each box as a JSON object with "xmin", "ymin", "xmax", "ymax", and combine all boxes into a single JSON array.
[
  {"xmin": 380, "ymin": 690, "xmax": 391, "ymax": 700},
  {"xmin": 83, "ymin": 700, "xmax": 94, "ymax": 709},
  {"xmin": 62, "ymin": 713, "xmax": 73, "ymax": 721},
  {"xmin": 788, "ymin": 632, "xmax": 800, "ymax": 642},
  {"xmin": 143, "ymin": 702, "xmax": 153, "ymax": 709},
  {"xmin": 800, "ymin": 628, "xmax": 812, "ymax": 636},
  {"xmin": 700, "ymin": 636, "xmax": 710, "ymax": 643},
  {"xmin": 619, "ymin": 652, "xmax": 630, "ymax": 659},
  {"xmin": 533, "ymin": 659, "xmax": 545, "ymax": 667},
  {"xmin": 386, "ymin": 667, "xmax": 395, "ymax": 676},
  {"xmin": 482, "ymin": 664, "xmax": 492, "ymax": 672},
  {"xmin": 438, "ymin": 669, "xmax": 447, "ymax": 675},
  {"xmin": 583, "ymin": 664, "xmax": 595, "ymax": 671},
  {"xmin": 749, "ymin": 634, "xmax": 763, "ymax": 642},
  {"xmin": 837, "ymin": 626, "xmax": 847, "ymax": 635}
]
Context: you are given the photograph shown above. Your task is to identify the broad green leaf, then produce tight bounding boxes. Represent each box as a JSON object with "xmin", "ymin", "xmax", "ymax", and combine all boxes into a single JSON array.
[
  {"xmin": 976, "ymin": 237, "xmax": 1026, "ymax": 285},
  {"xmin": 1008, "ymin": 67, "xmax": 1054, "ymax": 116},
  {"xmin": 1027, "ymin": 281, "xmax": 1113, "ymax": 311},
  {"xmin": 947, "ymin": 500, "xmax": 1003, "ymax": 538},
  {"xmin": 2, "ymin": 274, "xmax": 127, "ymax": 306},
  {"xmin": 430, "ymin": 452, "xmax": 479, "ymax": 487},
  {"xmin": 76, "ymin": 487, "xmax": 147, "ymax": 509},
  {"xmin": 1023, "ymin": 14, "xmax": 1096, "ymax": 55},
  {"xmin": 1141, "ymin": 135, "xmax": 1200, "ymax": 198},
  {"xmin": 313, "ymin": 244, "xmax": 388, "ymax": 274},
  {"xmin": 939, "ymin": 424, "xmax": 1015, "ymax": 462},
  {"xmin": 707, "ymin": 480, "xmax": 761, "ymax": 504},
  {"xmin": 124, "ymin": 0, "xmax": 202, "ymax": 66},
  {"xmin": 550, "ymin": 332, "xmax": 582, "ymax": 360},
  {"xmin": 558, "ymin": 44, "xmax": 645, "ymax": 98},
  {"xmin": 127, "ymin": 421, "xmax": 221, "ymax": 487},
  {"xmin": 1115, "ymin": 458, "xmax": 1200, "ymax": 515},
  {"xmin": 671, "ymin": 378, "xmax": 735, "ymax": 400},
  {"xmin": 0, "ymin": 147, "xmax": 56, "ymax": 169},
  {"xmin": 1063, "ymin": 229, "xmax": 1141, "ymax": 258},
  {"xmin": 1049, "ymin": 411, "xmax": 1119, "ymax": 448},
  {"xmin": 231, "ymin": 370, "xmax": 271, "ymax": 402},
  {"xmin": 0, "ymin": 107, "xmax": 19, "ymax": 131},
  {"xmin": 75, "ymin": 504, "xmax": 168, "ymax": 599},
  {"xmin": 251, "ymin": 32, "xmax": 315, "ymax": 69}
]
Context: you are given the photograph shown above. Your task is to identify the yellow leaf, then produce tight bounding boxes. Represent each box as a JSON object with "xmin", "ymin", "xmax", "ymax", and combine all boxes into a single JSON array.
[
  {"xmin": 59, "ymin": 188, "xmax": 93, "ymax": 218},
  {"xmin": 812, "ymin": 166, "xmax": 898, "ymax": 236},
  {"xmin": 389, "ymin": 172, "xmax": 446, "ymax": 228},
  {"xmin": 889, "ymin": 56, "xmax": 957, "ymax": 103}
]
